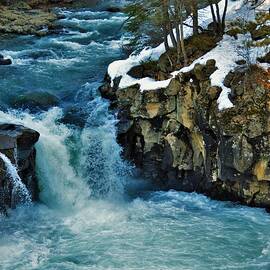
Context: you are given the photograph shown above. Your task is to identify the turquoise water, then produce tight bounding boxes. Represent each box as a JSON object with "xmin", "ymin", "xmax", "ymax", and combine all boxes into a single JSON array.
[{"xmin": 0, "ymin": 6, "xmax": 270, "ymax": 270}]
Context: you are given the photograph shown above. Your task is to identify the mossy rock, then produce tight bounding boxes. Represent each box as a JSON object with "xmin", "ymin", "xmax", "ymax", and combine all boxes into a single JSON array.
[
  {"xmin": 14, "ymin": 1, "xmax": 32, "ymax": 10},
  {"xmin": 226, "ymin": 27, "xmax": 244, "ymax": 38},
  {"xmin": 187, "ymin": 33, "xmax": 218, "ymax": 52},
  {"xmin": 251, "ymin": 25, "xmax": 270, "ymax": 41},
  {"xmin": 128, "ymin": 60, "xmax": 159, "ymax": 79},
  {"xmin": 158, "ymin": 48, "xmax": 178, "ymax": 74}
]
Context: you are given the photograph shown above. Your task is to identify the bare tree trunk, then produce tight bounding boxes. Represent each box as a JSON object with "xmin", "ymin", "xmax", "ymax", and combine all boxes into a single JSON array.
[
  {"xmin": 222, "ymin": 0, "xmax": 228, "ymax": 31},
  {"xmin": 174, "ymin": 0, "xmax": 181, "ymax": 64},
  {"xmin": 162, "ymin": 0, "xmax": 177, "ymax": 48},
  {"xmin": 215, "ymin": 3, "xmax": 221, "ymax": 24},
  {"xmin": 162, "ymin": 0, "xmax": 172, "ymax": 51},
  {"xmin": 215, "ymin": 2, "xmax": 223, "ymax": 33},
  {"xmin": 178, "ymin": 1, "xmax": 188, "ymax": 66},
  {"xmin": 208, "ymin": 0, "xmax": 218, "ymax": 32},
  {"xmin": 162, "ymin": 23, "xmax": 170, "ymax": 52},
  {"xmin": 191, "ymin": 0, "xmax": 199, "ymax": 35},
  {"xmin": 169, "ymin": 23, "xmax": 178, "ymax": 48}
]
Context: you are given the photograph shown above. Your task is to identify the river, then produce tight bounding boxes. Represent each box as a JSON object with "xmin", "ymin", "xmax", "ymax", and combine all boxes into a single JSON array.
[{"xmin": 0, "ymin": 5, "xmax": 270, "ymax": 270}]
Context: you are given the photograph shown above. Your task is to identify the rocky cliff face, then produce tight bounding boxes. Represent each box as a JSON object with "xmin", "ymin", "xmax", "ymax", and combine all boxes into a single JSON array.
[
  {"xmin": 102, "ymin": 61, "xmax": 270, "ymax": 210},
  {"xmin": 0, "ymin": 124, "xmax": 39, "ymax": 214}
]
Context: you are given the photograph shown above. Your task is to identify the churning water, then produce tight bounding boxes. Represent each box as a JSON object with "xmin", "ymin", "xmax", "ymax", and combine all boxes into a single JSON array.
[
  {"xmin": 0, "ymin": 5, "xmax": 270, "ymax": 270},
  {"xmin": 0, "ymin": 153, "xmax": 32, "ymax": 205}
]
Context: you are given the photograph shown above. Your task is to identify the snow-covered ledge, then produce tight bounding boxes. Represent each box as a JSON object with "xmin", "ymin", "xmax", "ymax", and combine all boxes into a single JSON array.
[{"xmin": 108, "ymin": 0, "xmax": 269, "ymax": 110}]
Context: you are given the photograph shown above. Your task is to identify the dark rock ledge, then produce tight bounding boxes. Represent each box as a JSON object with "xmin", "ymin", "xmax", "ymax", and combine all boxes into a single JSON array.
[
  {"xmin": 0, "ymin": 54, "xmax": 12, "ymax": 65},
  {"xmin": 0, "ymin": 124, "xmax": 40, "ymax": 215}
]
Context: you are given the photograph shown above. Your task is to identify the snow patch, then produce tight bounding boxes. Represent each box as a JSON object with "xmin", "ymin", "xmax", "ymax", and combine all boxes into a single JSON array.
[
  {"xmin": 108, "ymin": 0, "xmax": 269, "ymax": 111},
  {"xmin": 108, "ymin": 0, "xmax": 245, "ymax": 88},
  {"xmin": 174, "ymin": 35, "xmax": 241, "ymax": 110}
]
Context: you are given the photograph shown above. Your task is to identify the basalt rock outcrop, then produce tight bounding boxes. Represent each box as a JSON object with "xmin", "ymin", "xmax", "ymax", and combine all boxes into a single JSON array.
[
  {"xmin": 0, "ymin": 124, "xmax": 40, "ymax": 214},
  {"xmin": 10, "ymin": 91, "xmax": 60, "ymax": 112},
  {"xmin": 102, "ymin": 60, "xmax": 270, "ymax": 210}
]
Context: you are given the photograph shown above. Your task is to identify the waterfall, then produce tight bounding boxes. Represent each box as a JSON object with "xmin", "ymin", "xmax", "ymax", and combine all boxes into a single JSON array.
[
  {"xmin": 0, "ymin": 153, "xmax": 32, "ymax": 205},
  {"xmin": 73, "ymin": 81, "xmax": 132, "ymax": 199},
  {"xmin": 78, "ymin": 87, "xmax": 131, "ymax": 199},
  {"xmin": 0, "ymin": 102, "xmax": 129, "ymax": 210},
  {"xmin": 0, "ymin": 109, "xmax": 90, "ymax": 211}
]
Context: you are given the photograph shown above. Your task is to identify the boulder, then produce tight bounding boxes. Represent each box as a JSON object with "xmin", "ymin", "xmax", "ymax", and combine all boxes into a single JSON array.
[
  {"xmin": 0, "ymin": 124, "xmax": 40, "ymax": 215},
  {"xmin": 0, "ymin": 58, "xmax": 12, "ymax": 65},
  {"xmin": 105, "ymin": 7, "xmax": 122, "ymax": 13},
  {"xmin": 127, "ymin": 61, "xmax": 159, "ymax": 79},
  {"xmin": 61, "ymin": 106, "xmax": 88, "ymax": 128},
  {"xmin": 10, "ymin": 91, "xmax": 60, "ymax": 112},
  {"xmin": 251, "ymin": 25, "xmax": 270, "ymax": 41}
]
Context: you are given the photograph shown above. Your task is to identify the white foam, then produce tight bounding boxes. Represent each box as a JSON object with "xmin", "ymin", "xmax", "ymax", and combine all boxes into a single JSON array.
[
  {"xmin": 0, "ymin": 153, "xmax": 32, "ymax": 205},
  {"xmin": 0, "ymin": 108, "xmax": 90, "ymax": 210}
]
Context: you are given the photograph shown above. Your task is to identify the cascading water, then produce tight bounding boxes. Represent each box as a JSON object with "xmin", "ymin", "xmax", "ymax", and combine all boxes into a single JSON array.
[
  {"xmin": 79, "ymin": 92, "xmax": 131, "ymax": 198},
  {"xmin": 0, "ymin": 153, "xmax": 31, "ymax": 205},
  {"xmin": 0, "ymin": 4, "xmax": 270, "ymax": 270},
  {"xmin": 0, "ymin": 109, "xmax": 91, "ymax": 210}
]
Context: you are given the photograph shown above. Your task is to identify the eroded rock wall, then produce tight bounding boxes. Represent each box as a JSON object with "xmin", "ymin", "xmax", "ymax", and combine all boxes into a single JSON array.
[
  {"xmin": 103, "ymin": 61, "xmax": 270, "ymax": 209},
  {"xmin": 0, "ymin": 124, "xmax": 39, "ymax": 214}
]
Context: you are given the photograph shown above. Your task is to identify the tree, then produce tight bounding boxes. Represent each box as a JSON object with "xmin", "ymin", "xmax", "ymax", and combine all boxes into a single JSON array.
[
  {"xmin": 184, "ymin": 0, "xmax": 199, "ymax": 35},
  {"xmin": 124, "ymin": 0, "xmax": 232, "ymax": 66},
  {"xmin": 124, "ymin": 0, "xmax": 191, "ymax": 65},
  {"xmin": 208, "ymin": 0, "xmax": 229, "ymax": 34}
]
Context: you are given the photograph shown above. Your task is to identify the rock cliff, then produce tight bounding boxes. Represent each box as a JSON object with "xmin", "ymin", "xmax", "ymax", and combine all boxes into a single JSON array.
[
  {"xmin": 102, "ymin": 60, "xmax": 270, "ymax": 209},
  {"xmin": 0, "ymin": 124, "xmax": 39, "ymax": 214}
]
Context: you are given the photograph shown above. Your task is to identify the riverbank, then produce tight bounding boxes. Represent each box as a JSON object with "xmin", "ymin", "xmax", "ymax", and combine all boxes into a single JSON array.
[
  {"xmin": 0, "ymin": 0, "xmax": 106, "ymax": 36},
  {"xmin": 102, "ymin": 0, "xmax": 270, "ymax": 210},
  {"xmin": 0, "ymin": 1, "xmax": 66, "ymax": 36}
]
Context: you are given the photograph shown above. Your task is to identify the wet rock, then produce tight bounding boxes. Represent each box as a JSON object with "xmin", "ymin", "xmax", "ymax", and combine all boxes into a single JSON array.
[
  {"xmin": 0, "ymin": 124, "xmax": 40, "ymax": 214},
  {"xmin": 105, "ymin": 7, "xmax": 122, "ymax": 13},
  {"xmin": 61, "ymin": 106, "xmax": 88, "ymax": 128},
  {"xmin": 0, "ymin": 58, "xmax": 12, "ymax": 65},
  {"xmin": 10, "ymin": 91, "xmax": 60, "ymax": 112},
  {"xmin": 99, "ymin": 74, "xmax": 122, "ymax": 102}
]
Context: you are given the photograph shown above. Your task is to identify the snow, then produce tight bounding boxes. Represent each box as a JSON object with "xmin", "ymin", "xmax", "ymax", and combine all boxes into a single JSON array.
[
  {"xmin": 172, "ymin": 35, "xmax": 242, "ymax": 110},
  {"xmin": 256, "ymin": 0, "xmax": 270, "ymax": 11},
  {"xmin": 108, "ymin": 0, "xmax": 269, "ymax": 111},
  {"xmin": 119, "ymin": 75, "xmax": 172, "ymax": 91},
  {"xmin": 108, "ymin": 0, "xmax": 232, "ymax": 86},
  {"xmin": 174, "ymin": 32, "xmax": 269, "ymax": 110},
  {"xmin": 108, "ymin": 44, "xmax": 165, "ymax": 86}
]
